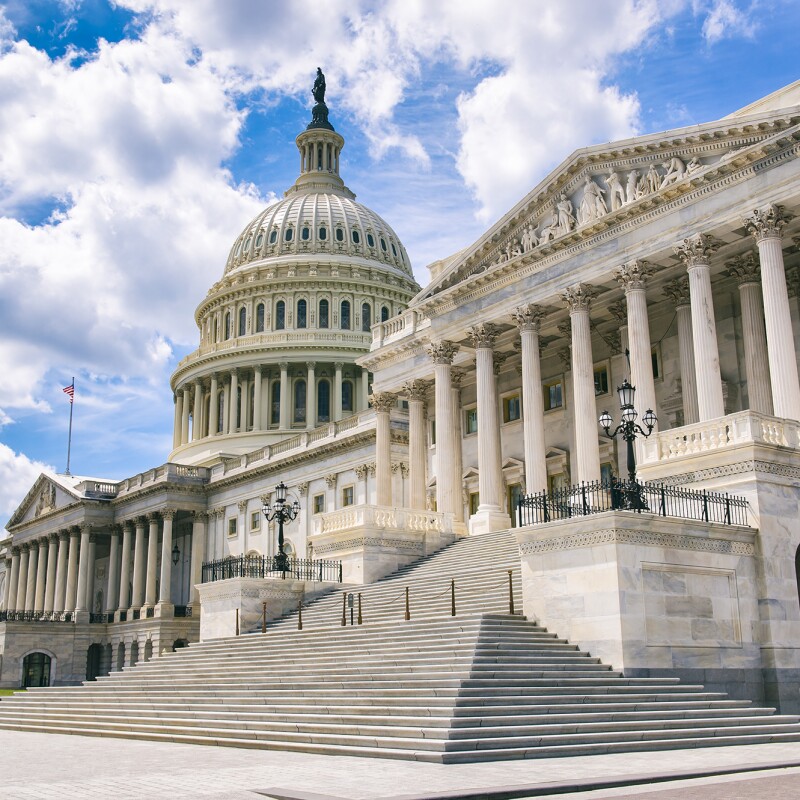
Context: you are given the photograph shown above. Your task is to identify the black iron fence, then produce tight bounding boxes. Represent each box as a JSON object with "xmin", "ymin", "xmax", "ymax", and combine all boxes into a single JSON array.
[
  {"xmin": 518, "ymin": 478, "xmax": 750, "ymax": 528},
  {"xmin": 202, "ymin": 555, "xmax": 343, "ymax": 584}
]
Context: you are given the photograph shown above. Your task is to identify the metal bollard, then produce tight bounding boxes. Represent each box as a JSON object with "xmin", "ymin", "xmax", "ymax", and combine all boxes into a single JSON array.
[
  {"xmin": 404, "ymin": 586, "xmax": 410, "ymax": 621},
  {"xmin": 262, "ymin": 601, "xmax": 267, "ymax": 634},
  {"xmin": 235, "ymin": 608, "xmax": 240, "ymax": 636},
  {"xmin": 298, "ymin": 600, "xmax": 303, "ymax": 631},
  {"xmin": 451, "ymin": 578, "xmax": 456, "ymax": 617},
  {"xmin": 341, "ymin": 591, "xmax": 347, "ymax": 626},
  {"xmin": 508, "ymin": 570, "xmax": 515, "ymax": 615},
  {"xmin": 357, "ymin": 593, "xmax": 363, "ymax": 625}
]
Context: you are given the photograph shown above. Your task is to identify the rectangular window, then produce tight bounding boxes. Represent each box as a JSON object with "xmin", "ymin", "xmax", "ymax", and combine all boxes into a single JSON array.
[
  {"xmin": 593, "ymin": 365, "xmax": 609, "ymax": 396},
  {"xmin": 464, "ymin": 407, "xmax": 478, "ymax": 435},
  {"xmin": 250, "ymin": 511, "xmax": 260, "ymax": 531},
  {"xmin": 341, "ymin": 486, "xmax": 354, "ymax": 507},
  {"xmin": 502, "ymin": 394, "xmax": 521, "ymax": 423},
  {"xmin": 469, "ymin": 492, "xmax": 480, "ymax": 515},
  {"xmin": 651, "ymin": 345, "xmax": 662, "ymax": 380},
  {"xmin": 600, "ymin": 462, "xmax": 614, "ymax": 484},
  {"xmin": 507, "ymin": 483, "xmax": 522, "ymax": 524},
  {"xmin": 544, "ymin": 379, "xmax": 563, "ymax": 411},
  {"xmin": 313, "ymin": 493, "xmax": 325, "ymax": 514},
  {"xmin": 430, "ymin": 419, "xmax": 436, "ymax": 445},
  {"xmin": 227, "ymin": 517, "xmax": 237, "ymax": 537}
]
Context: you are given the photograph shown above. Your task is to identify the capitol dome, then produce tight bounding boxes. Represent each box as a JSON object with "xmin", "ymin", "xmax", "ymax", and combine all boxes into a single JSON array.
[{"xmin": 168, "ymin": 81, "xmax": 420, "ymax": 466}]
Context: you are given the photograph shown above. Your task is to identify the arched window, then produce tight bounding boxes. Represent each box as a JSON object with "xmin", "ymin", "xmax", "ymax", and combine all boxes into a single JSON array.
[
  {"xmin": 336, "ymin": 228, "xmax": 344, "ymax": 242},
  {"xmin": 269, "ymin": 229, "xmax": 277, "ymax": 244},
  {"xmin": 367, "ymin": 233, "xmax": 375, "ymax": 248},
  {"xmin": 256, "ymin": 303, "xmax": 265, "ymax": 333},
  {"xmin": 301, "ymin": 226, "xmax": 310, "ymax": 241},
  {"xmin": 217, "ymin": 391, "xmax": 224, "ymax": 433},
  {"xmin": 319, "ymin": 226, "xmax": 327, "ymax": 240},
  {"xmin": 342, "ymin": 380, "xmax": 354, "ymax": 412},
  {"xmin": 224, "ymin": 312, "xmax": 231, "ymax": 340},
  {"xmin": 318, "ymin": 379, "xmax": 330, "ymax": 423},
  {"xmin": 236, "ymin": 386, "xmax": 242, "ymax": 431},
  {"xmin": 352, "ymin": 229, "xmax": 360, "ymax": 244},
  {"xmin": 340, "ymin": 300, "xmax": 351, "ymax": 330},
  {"xmin": 297, "ymin": 299, "xmax": 307, "ymax": 329},
  {"xmin": 381, "ymin": 305, "xmax": 389, "ymax": 322},
  {"xmin": 238, "ymin": 306, "xmax": 246, "ymax": 336},
  {"xmin": 361, "ymin": 303, "xmax": 371, "ymax": 332},
  {"xmin": 212, "ymin": 318, "xmax": 218, "ymax": 341},
  {"xmin": 294, "ymin": 380, "xmax": 306, "ymax": 424},
  {"xmin": 285, "ymin": 227, "xmax": 293, "ymax": 242},
  {"xmin": 22, "ymin": 652, "xmax": 51, "ymax": 688},
  {"xmin": 319, "ymin": 299, "xmax": 329, "ymax": 329},
  {"xmin": 271, "ymin": 381, "xmax": 280, "ymax": 426},
  {"xmin": 275, "ymin": 300, "xmax": 286, "ymax": 330}
]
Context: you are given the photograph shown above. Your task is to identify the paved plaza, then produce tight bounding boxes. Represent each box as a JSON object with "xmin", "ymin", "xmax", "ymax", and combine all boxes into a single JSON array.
[{"xmin": 0, "ymin": 731, "xmax": 799, "ymax": 799}]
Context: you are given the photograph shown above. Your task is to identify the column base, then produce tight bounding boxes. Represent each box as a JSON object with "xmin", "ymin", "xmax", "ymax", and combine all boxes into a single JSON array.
[
  {"xmin": 155, "ymin": 602, "xmax": 174, "ymax": 619},
  {"xmin": 72, "ymin": 611, "xmax": 90, "ymax": 624},
  {"xmin": 469, "ymin": 507, "xmax": 512, "ymax": 535}
]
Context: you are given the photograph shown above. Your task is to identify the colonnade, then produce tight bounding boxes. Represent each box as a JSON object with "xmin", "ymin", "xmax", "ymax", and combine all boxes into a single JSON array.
[
  {"xmin": 371, "ymin": 207, "xmax": 800, "ymax": 529},
  {"xmin": 2, "ymin": 510, "xmax": 207, "ymax": 618},
  {"xmin": 173, "ymin": 363, "xmax": 371, "ymax": 448}
]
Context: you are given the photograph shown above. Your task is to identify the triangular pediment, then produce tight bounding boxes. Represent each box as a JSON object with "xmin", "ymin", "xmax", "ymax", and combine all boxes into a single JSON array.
[
  {"xmin": 6, "ymin": 473, "xmax": 82, "ymax": 529},
  {"xmin": 416, "ymin": 102, "xmax": 800, "ymax": 304}
]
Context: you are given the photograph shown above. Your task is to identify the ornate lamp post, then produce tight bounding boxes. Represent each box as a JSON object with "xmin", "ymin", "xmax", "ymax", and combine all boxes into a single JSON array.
[
  {"xmin": 599, "ymin": 379, "xmax": 657, "ymax": 510},
  {"xmin": 262, "ymin": 482, "xmax": 300, "ymax": 573}
]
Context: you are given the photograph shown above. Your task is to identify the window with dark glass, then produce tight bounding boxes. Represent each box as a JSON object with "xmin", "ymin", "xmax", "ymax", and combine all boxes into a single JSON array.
[
  {"xmin": 367, "ymin": 233, "xmax": 375, "ymax": 247},
  {"xmin": 319, "ymin": 227, "xmax": 327, "ymax": 240},
  {"xmin": 361, "ymin": 303, "xmax": 371, "ymax": 332},
  {"xmin": 297, "ymin": 299, "xmax": 307, "ymax": 329},
  {"xmin": 352, "ymin": 230, "xmax": 360, "ymax": 244},
  {"xmin": 336, "ymin": 228, "xmax": 344, "ymax": 242},
  {"xmin": 238, "ymin": 306, "xmax": 246, "ymax": 336},
  {"xmin": 593, "ymin": 365, "xmax": 609, "ymax": 396},
  {"xmin": 224, "ymin": 312, "xmax": 231, "ymax": 340},
  {"xmin": 465, "ymin": 407, "xmax": 478, "ymax": 434},
  {"xmin": 294, "ymin": 380, "xmax": 306, "ymax": 424},
  {"xmin": 380, "ymin": 237, "xmax": 387, "ymax": 251},
  {"xmin": 544, "ymin": 379, "xmax": 563, "ymax": 411},
  {"xmin": 256, "ymin": 303, "xmax": 265, "ymax": 332},
  {"xmin": 381, "ymin": 305, "xmax": 389, "ymax": 322},
  {"xmin": 269, "ymin": 229, "xmax": 277, "ymax": 243},
  {"xmin": 255, "ymin": 232, "xmax": 264, "ymax": 248},
  {"xmin": 285, "ymin": 228, "xmax": 293, "ymax": 242},
  {"xmin": 301, "ymin": 226, "xmax": 310, "ymax": 241},
  {"xmin": 503, "ymin": 394, "xmax": 521, "ymax": 423},
  {"xmin": 275, "ymin": 300, "xmax": 286, "ymax": 330},
  {"xmin": 270, "ymin": 381, "xmax": 280, "ymax": 425},
  {"xmin": 391, "ymin": 242, "xmax": 397, "ymax": 256},
  {"xmin": 317, "ymin": 379, "xmax": 330, "ymax": 423},
  {"xmin": 318, "ymin": 299, "xmax": 329, "ymax": 328},
  {"xmin": 342, "ymin": 380, "xmax": 353, "ymax": 412},
  {"xmin": 340, "ymin": 300, "xmax": 351, "ymax": 330}
]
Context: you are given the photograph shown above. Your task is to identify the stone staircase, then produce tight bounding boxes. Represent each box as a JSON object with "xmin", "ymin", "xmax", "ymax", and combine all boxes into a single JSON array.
[{"xmin": 1, "ymin": 529, "xmax": 799, "ymax": 762}]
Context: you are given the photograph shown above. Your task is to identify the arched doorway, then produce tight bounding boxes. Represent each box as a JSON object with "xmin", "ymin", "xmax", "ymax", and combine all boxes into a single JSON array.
[
  {"xmin": 143, "ymin": 640, "xmax": 153, "ymax": 662},
  {"xmin": 116, "ymin": 642, "xmax": 125, "ymax": 671},
  {"xmin": 22, "ymin": 653, "xmax": 51, "ymax": 688},
  {"xmin": 173, "ymin": 638, "xmax": 189, "ymax": 651},
  {"xmin": 129, "ymin": 641, "xmax": 139, "ymax": 667},
  {"xmin": 86, "ymin": 644, "xmax": 103, "ymax": 681}
]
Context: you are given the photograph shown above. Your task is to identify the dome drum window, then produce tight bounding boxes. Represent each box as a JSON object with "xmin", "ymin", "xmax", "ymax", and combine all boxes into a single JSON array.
[
  {"xmin": 269, "ymin": 229, "xmax": 278, "ymax": 244},
  {"xmin": 255, "ymin": 232, "xmax": 264, "ymax": 248},
  {"xmin": 335, "ymin": 227, "xmax": 344, "ymax": 242},
  {"xmin": 301, "ymin": 226, "xmax": 310, "ymax": 241},
  {"xmin": 275, "ymin": 300, "xmax": 286, "ymax": 330},
  {"xmin": 367, "ymin": 233, "xmax": 375, "ymax": 248},
  {"xmin": 352, "ymin": 230, "xmax": 360, "ymax": 244},
  {"xmin": 319, "ymin": 226, "xmax": 327, "ymax": 240},
  {"xmin": 285, "ymin": 228, "xmax": 294, "ymax": 242},
  {"xmin": 297, "ymin": 299, "xmax": 308, "ymax": 329},
  {"xmin": 380, "ymin": 237, "xmax": 387, "ymax": 252}
]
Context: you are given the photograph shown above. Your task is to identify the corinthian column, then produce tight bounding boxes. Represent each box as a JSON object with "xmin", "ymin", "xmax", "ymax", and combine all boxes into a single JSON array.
[
  {"xmin": 6, "ymin": 548, "xmax": 20, "ymax": 613},
  {"xmin": 279, "ymin": 362, "xmax": 290, "ymax": 430},
  {"xmin": 144, "ymin": 513, "xmax": 159, "ymax": 608},
  {"xmin": 253, "ymin": 366, "xmax": 262, "ymax": 431},
  {"xmin": 34, "ymin": 538, "xmax": 48, "ymax": 612},
  {"xmin": 43, "ymin": 533, "xmax": 58, "ymax": 614},
  {"xmin": 663, "ymin": 278, "xmax": 699, "ymax": 425},
  {"xmin": 450, "ymin": 370, "xmax": 465, "ymax": 522},
  {"xmin": 744, "ymin": 204, "xmax": 800, "ymax": 420},
  {"xmin": 513, "ymin": 305, "xmax": 547, "ymax": 494},
  {"xmin": 75, "ymin": 524, "xmax": 92, "ymax": 612},
  {"xmin": 562, "ymin": 284, "xmax": 601, "ymax": 483},
  {"xmin": 371, "ymin": 392, "xmax": 395, "ymax": 506},
  {"xmin": 192, "ymin": 380, "xmax": 203, "ymax": 441},
  {"xmin": 726, "ymin": 253, "xmax": 773, "ymax": 415},
  {"xmin": 24, "ymin": 543, "xmax": 38, "ymax": 612},
  {"xmin": 209, "ymin": 374, "xmax": 219, "ymax": 436},
  {"xmin": 334, "ymin": 362, "xmax": 343, "ymax": 422},
  {"xmin": 306, "ymin": 362, "xmax": 316, "ymax": 430},
  {"xmin": 615, "ymin": 260, "xmax": 658, "ymax": 429},
  {"xmin": 105, "ymin": 526, "xmax": 120, "ymax": 615},
  {"xmin": 403, "ymin": 380, "xmax": 430, "ymax": 510},
  {"xmin": 15, "ymin": 545, "xmax": 29, "ymax": 612},
  {"xmin": 428, "ymin": 341, "xmax": 460, "ymax": 520},
  {"xmin": 118, "ymin": 522, "xmax": 133, "ymax": 612},
  {"xmin": 467, "ymin": 324, "xmax": 511, "ymax": 533},
  {"xmin": 173, "ymin": 393, "xmax": 182, "ymax": 450},
  {"xmin": 674, "ymin": 234, "xmax": 725, "ymax": 421},
  {"xmin": 64, "ymin": 529, "xmax": 80, "ymax": 612},
  {"xmin": 158, "ymin": 509, "xmax": 176, "ymax": 607},
  {"xmin": 181, "ymin": 386, "xmax": 191, "ymax": 445},
  {"xmin": 189, "ymin": 512, "xmax": 207, "ymax": 606},
  {"xmin": 53, "ymin": 531, "xmax": 69, "ymax": 613},
  {"xmin": 131, "ymin": 517, "xmax": 146, "ymax": 610}
]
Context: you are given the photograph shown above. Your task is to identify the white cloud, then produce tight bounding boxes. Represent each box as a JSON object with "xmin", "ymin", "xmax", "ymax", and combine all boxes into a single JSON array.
[
  {"xmin": 0, "ymin": 444, "xmax": 53, "ymax": 530},
  {"xmin": 701, "ymin": 0, "xmax": 759, "ymax": 43}
]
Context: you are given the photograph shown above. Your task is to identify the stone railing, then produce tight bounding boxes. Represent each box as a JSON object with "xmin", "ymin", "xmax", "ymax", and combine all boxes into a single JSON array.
[
  {"xmin": 76, "ymin": 480, "xmax": 119, "ymax": 498},
  {"xmin": 115, "ymin": 463, "xmax": 210, "ymax": 498},
  {"xmin": 211, "ymin": 410, "xmax": 378, "ymax": 478},
  {"xmin": 313, "ymin": 505, "xmax": 455, "ymax": 536},
  {"xmin": 370, "ymin": 309, "xmax": 430, "ymax": 350},
  {"xmin": 178, "ymin": 330, "xmax": 373, "ymax": 368},
  {"xmin": 640, "ymin": 410, "xmax": 800, "ymax": 464}
]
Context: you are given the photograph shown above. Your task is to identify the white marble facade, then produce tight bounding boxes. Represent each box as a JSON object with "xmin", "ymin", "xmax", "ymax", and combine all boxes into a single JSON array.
[{"xmin": 3, "ymin": 82, "xmax": 800, "ymax": 711}]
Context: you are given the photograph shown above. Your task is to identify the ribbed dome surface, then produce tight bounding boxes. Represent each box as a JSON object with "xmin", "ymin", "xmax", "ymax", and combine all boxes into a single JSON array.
[{"xmin": 225, "ymin": 192, "xmax": 413, "ymax": 278}]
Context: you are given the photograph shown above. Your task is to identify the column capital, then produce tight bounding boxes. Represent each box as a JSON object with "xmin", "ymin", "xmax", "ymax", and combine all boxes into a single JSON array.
[
  {"xmin": 297, "ymin": 482, "xmax": 309, "ymax": 497},
  {"xmin": 147, "ymin": 511, "xmax": 160, "ymax": 522},
  {"xmin": 69, "ymin": 527, "xmax": 81, "ymax": 539},
  {"xmin": 11, "ymin": 546, "xmax": 20, "ymax": 556},
  {"xmin": 324, "ymin": 473, "xmax": 338, "ymax": 488},
  {"xmin": 608, "ymin": 299, "xmax": 627, "ymax": 325},
  {"xmin": 614, "ymin": 259, "xmax": 655, "ymax": 292},
  {"xmin": 512, "ymin": 304, "xmax": 546, "ymax": 332},
  {"xmin": 191, "ymin": 510, "xmax": 208, "ymax": 523},
  {"xmin": 229, "ymin": 367, "xmax": 238, "ymax": 377},
  {"xmin": 744, "ymin": 203, "xmax": 792, "ymax": 242},
  {"xmin": 355, "ymin": 464, "xmax": 368, "ymax": 480},
  {"xmin": 561, "ymin": 283, "xmax": 598, "ymax": 312},
  {"xmin": 306, "ymin": 361, "xmax": 316, "ymax": 370},
  {"xmin": 450, "ymin": 368, "xmax": 465, "ymax": 390},
  {"xmin": 467, "ymin": 323, "xmax": 499, "ymax": 349},
  {"xmin": 662, "ymin": 276, "xmax": 691, "ymax": 307},
  {"xmin": 57, "ymin": 529, "xmax": 70, "ymax": 542},
  {"xmin": 47, "ymin": 531, "xmax": 59, "ymax": 543},
  {"xmin": 426, "ymin": 340, "xmax": 459, "ymax": 365},
  {"xmin": 79, "ymin": 523, "xmax": 92, "ymax": 535},
  {"xmin": 674, "ymin": 233, "xmax": 720, "ymax": 267},
  {"xmin": 492, "ymin": 351, "xmax": 508, "ymax": 376},
  {"xmin": 161, "ymin": 508, "xmax": 177, "ymax": 521},
  {"xmin": 726, "ymin": 252, "xmax": 760, "ymax": 286},
  {"xmin": 252, "ymin": 364, "xmax": 262, "ymax": 375},
  {"xmin": 402, "ymin": 379, "xmax": 431, "ymax": 401},
  {"xmin": 121, "ymin": 520, "xmax": 134, "ymax": 533},
  {"xmin": 237, "ymin": 500, "xmax": 248, "ymax": 513},
  {"xmin": 279, "ymin": 361, "xmax": 289, "ymax": 371},
  {"xmin": 370, "ymin": 391, "xmax": 396, "ymax": 412},
  {"xmin": 334, "ymin": 361, "xmax": 345, "ymax": 370}
]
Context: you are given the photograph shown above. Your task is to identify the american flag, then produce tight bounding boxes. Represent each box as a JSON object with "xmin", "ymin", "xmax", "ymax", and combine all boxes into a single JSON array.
[{"xmin": 63, "ymin": 382, "xmax": 75, "ymax": 404}]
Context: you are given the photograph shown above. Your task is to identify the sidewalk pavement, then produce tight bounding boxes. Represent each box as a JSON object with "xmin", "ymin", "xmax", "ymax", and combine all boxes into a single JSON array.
[{"xmin": 0, "ymin": 731, "xmax": 799, "ymax": 800}]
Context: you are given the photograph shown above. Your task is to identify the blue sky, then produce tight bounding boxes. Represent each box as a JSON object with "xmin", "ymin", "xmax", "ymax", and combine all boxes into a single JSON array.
[{"xmin": 0, "ymin": 0, "xmax": 798, "ymax": 528}]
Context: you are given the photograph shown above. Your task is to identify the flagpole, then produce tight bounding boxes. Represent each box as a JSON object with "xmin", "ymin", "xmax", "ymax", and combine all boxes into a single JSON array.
[{"xmin": 65, "ymin": 377, "xmax": 74, "ymax": 476}]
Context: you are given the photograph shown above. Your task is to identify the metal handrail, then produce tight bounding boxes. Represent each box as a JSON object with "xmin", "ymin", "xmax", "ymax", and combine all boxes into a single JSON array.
[{"xmin": 202, "ymin": 554, "xmax": 342, "ymax": 584}]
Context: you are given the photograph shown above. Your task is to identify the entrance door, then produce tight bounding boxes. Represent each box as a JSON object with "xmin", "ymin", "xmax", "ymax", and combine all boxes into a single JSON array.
[
  {"xmin": 507, "ymin": 484, "xmax": 522, "ymax": 527},
  {"xmin": 86, "ymin": 644, "xmax": 102, "ymax": 681},
  {"xmin": 22, "ymin": 653, "xmax": 51, "ymax": 688}
]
